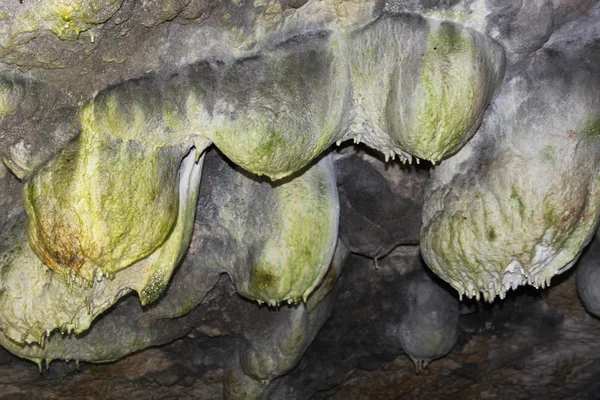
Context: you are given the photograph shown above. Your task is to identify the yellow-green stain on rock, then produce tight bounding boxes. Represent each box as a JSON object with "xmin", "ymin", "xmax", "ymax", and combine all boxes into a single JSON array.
[
  {"xmin": 22, "ymin": 81, "xmax": 197, "ymax": 281},
  {"xmin": 225, "ymin": 155, "xmax": 339, "ymax": 304},
  {"xmin": 248, "ymin": 161, "xmax": 338, "ymax": 302},
  {"xmin": 408, "ymin": 22, "xmax": 480, "ymax": 161},
  {"xmin": 511, "ymin": 187, "xmax": 525, "ymax": 219},
  {"xmin": 542, "ymin": 145, "xmax": 556, "ymax": 161},
  {"xmin": 579, "ymin": 117, "xmax": 600, "ymax": 140}
]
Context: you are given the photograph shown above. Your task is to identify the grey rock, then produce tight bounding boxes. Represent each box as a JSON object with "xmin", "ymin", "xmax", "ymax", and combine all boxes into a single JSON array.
[
  {"xmin": 395, "ymin": 270, "xmax": 460, "ymax": 372},
  {"xmin": 335, "ymin": 147, "xmax": 428, "ymax": 258},
  {"xmin": 577, "ymin": 233, "xmax": 600, "ymax": 318},
  {"xmin": 0, "ymin": 161, "xmax": 22, "ymax": 233},
  {"xmin": 0, "ymin": 74, "xmax": 79, "ymax": 179}
]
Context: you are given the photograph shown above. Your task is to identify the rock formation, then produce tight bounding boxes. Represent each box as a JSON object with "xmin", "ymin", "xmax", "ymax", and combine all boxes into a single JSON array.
[{"xmin": 0, "ymin": 0, "xmax": 598, "ymax": 398}]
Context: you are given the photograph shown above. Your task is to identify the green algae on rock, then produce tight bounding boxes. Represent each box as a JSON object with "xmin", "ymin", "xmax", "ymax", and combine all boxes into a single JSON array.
[
  {"xmin": 227, "ymin": 240, "xmax": 349, "ymax": 400},
  {"xmin": 23, "ymin": 78, "xmax": 203, "ymax": 282},
  {"xmin": 137, "ymin": 149, "xmax": 206, "ymax": 305},
  {"xmin": 347, "ymin": 15, "xmax": 505, "ymax": 163},
  {"xmin": 191, "ymin": 31, "xmax": 351, "ymax": 180},
  {"xmin": 0, "ymin": 149, "xmax": 342, "ymax": 371},
  {"xmin": 0, "ymin": 148, "xmax": 204, "ymax": 350},
  {"xmin": 7, "ymin": 0, "xmax": 122, "ymax": 41},
  {"xmin": 215, "ymin": 154, "xmax": 339, "ymax": 305},
  {"xmin": 173, "ymin": 16, "xmax": 503, "ymax": 179}
]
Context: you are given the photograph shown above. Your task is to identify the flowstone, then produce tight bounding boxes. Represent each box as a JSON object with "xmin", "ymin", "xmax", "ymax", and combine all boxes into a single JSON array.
[
  {"xmin": 0, "ymin": 148, "xmax": 204, "ymax": 348},
  {"xmin": 396, "ymin": 270, "xmax": 459, "ymax": 373},
  {"xmin": 225, "ymin": 241, "xmax": 350, "ymax": 400},
  {"xmin": 0, "ymin": 150, "xmax": 348, "ymax": 400},
  {"xmin": 347, "ymin": 14, "xmax": 505, "ymax": 163},
  {"xmin": 421, "ymin": 13, "xmax": 600, "ymax": 301},
  {"xmin": 215, "ymin": 154, "xmax": 339, "ymax": 305},
  {"xmin": 0, "ymin": 9, "xmax": 508, "ymax": 350},
  {"xmin": 0, "ymin": 0, "xmax": 598, "ymax": 396}
]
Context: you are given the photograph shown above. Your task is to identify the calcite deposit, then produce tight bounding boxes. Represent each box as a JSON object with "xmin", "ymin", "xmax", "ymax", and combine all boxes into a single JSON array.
[
  {"xmin": 421, "ymin": 14, "xmax": 600, "ymax": 300},
  {"xmin": 0, "ymin": 0, "xmax": 598, "ymax": 398}
]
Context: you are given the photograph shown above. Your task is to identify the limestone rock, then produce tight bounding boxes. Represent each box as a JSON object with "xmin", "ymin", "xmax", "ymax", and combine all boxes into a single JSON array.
[
  {"xmin": 336, "ymin": 147, "xmax": 428, "ymax": 258},
  {"xmin": 203, "ymin": 152, "xmax": 339, "ymax": 305},
  {"xmin": 347, "ymin": 14, "xmax": 505, "ymax": 163},
  {"xmin": 0, "ymin": 149, "xmax": 204, "ymax": 347},
  {"xmin": 0, "ymin": 160, "xmax": 22, "ymax": 233},
  {"xmin": 421, "ymin": 7, "xmax": 600, "ymax": 300},
  {"xmin": 396, "ymin": 271, "xmax": 459, "ymax": 372},
  {"xmin": 577, "ymin": 232, "xmax": 600, "ymax": 318}
]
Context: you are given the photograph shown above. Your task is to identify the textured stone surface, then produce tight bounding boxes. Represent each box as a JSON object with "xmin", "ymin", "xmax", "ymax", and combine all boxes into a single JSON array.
[
  {"xmin": 421, "ymin": 4, "xmax": 600, "ymax": 301},
  {"xmin": 0, "ymin": 159, "xmax": 22, "ymax": 233},
  {"xmin": 23, "ymin": 85, "xmax": 191, "ymax": 279},
  {"xmin": 0, "ymin": 249, "xmax": 599, "ymax": 399},
  {"xmin": 206, "ymin": 153, "xmax": 339, "ymax": 305},
  {"xmin": 224, "ymin": 241, "xmax": 349, "ymax": 399},
  {"xmin": 0, "ymin": 74, "xmax": 80, "ymax": 179},
  {"xmin": 0, "ymin": 150, "xmax": 347, "ymax": 398},
  {"xmin": 310, "ymin": 269, "xmax": 600, "ymax": 400},
  {"xmin": 0, "ymin": 0, "xmax": 599, "ymax": 398},
  {"xmin": 336, "ymin": 146, "xmax": 428, "ymax": 258},
  {"xmin": 396, "ymin": 269, "xmax": 459, "ymax": 372},
  {"xmin": 347, "ymin": 13, "xmax": 505, "ymax": 163},
  {"xmin": 0, "ymin": 149, "xmax": 204, "ymax": 347}
]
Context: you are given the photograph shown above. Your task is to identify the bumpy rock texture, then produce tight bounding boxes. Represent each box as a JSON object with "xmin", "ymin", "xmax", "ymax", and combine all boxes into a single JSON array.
[
  {"xmin": 1, "ymin": 241, "xmax": 600, "ymax": 399},
  {"xmin": 0, "ymin": 0, "xmax": 599, "ymax": 398},
  {"xmin": 0, "ymin": 148, "xmax": 204, "ymax": 346},
  {"xmin": 421, "ymin": 5, "xmax": 600, "ymax": 300}
]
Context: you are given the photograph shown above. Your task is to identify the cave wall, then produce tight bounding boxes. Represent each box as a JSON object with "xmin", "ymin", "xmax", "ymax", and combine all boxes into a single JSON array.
[{"xmin": 0, "ymin": 0, "xmax": 599, "ymax": 398}]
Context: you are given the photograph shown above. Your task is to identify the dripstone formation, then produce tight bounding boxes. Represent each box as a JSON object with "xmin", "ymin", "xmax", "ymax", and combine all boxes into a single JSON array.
[{"xmin": 0, "ymin": 0, "xmax": 599, "ymax": 398}]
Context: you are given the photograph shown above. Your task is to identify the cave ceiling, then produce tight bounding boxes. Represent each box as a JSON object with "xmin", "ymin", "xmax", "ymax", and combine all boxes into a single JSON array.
[{"xmin": 0, "ymin": 0, "xmax": 599, "ymax": 398}]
